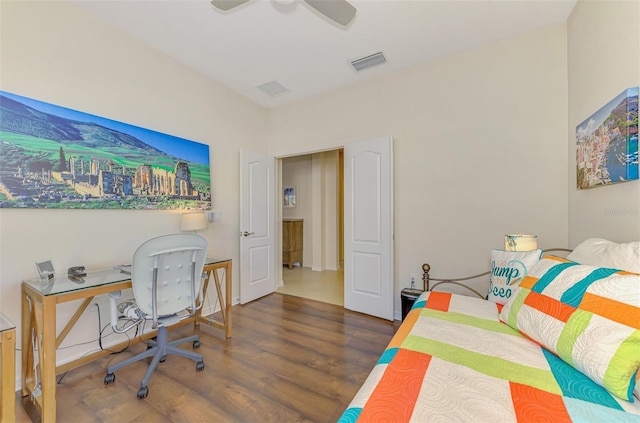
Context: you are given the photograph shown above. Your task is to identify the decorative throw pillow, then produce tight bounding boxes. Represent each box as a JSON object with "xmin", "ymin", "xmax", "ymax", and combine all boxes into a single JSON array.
[
  {"xmin": 500, "ymin": 256, "xmax": 640, "ymax": 401},
  {"xmin": 487, "ymin": 249, "xmax": 542, "ymax": 305}
]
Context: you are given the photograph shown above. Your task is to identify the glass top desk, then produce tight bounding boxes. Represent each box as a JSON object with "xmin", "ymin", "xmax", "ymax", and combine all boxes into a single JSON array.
[{"xmin": 21, "ymin": 257, "xmax": 231, "ymax": 422}]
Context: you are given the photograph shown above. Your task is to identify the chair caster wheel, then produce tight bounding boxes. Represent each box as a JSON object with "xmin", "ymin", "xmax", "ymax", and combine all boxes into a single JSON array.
[
  {"xmin": 160, "ymin": 355, "xmax": 167, "ymax": 363},
  {"xmin": 104, "ymin": 373, "xmax": 115, "ymax": 385},
  {"xmin": 196, "ymin": 361, "xmax": 205, "ymax": 371},
  {"xmin": 193, "ymin": 340, "xmax": 201, "ymax": 349},
  {"xmin": 137, "ymin": 386, "xmax": 149, "ymax": 399}
]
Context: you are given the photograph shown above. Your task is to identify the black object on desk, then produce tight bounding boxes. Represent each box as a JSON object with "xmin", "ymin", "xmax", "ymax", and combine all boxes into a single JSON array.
[
  {"xmin": 68, "ymin": 266, "xmax": 87, "ymax": 283},
  {"xmin": 401, "ymin": 288, "xmax": 423, "ymax": 321},
  {"xmin": 68, "ymin": 266, "xmax": 87, "ymax": 277}
]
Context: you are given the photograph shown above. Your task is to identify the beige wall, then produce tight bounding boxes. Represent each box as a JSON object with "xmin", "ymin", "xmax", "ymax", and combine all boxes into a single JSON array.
[
  {"xmin": 282, "ymin": 154, "xmax": 313, "ymax": 266},
  {"xmin": 0, "ymin": 1, "xmax": 268, "ymax": 366},
  {"xmin": 320, "ymin": 151, "xmax": 340, "ymax": 272},
  {"xmin": 567, "ymin": 0, "xmax": 640, "ymax": 245},
  {"xmin": 282, "ymin": 151, "xmax": 340, "ymax": 272},
  {"xmin": 269, "ymin": 24, "xmax": 570, "ymax": 305}
]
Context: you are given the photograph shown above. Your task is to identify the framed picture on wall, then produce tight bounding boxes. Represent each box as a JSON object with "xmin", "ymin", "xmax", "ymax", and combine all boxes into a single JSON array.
[
  {"xmin": 283, "ymin": 186, "xmax": 296, "ymax": 208},
  {"xmin": 0, "ymin": 90, "xmax": 211, "ymax": 210},
  {"xmin": 576, "ymin": 86, "xmax": 638, "ymax": 189}
]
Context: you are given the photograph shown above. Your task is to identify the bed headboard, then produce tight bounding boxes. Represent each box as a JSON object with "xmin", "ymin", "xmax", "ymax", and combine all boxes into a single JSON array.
[{"xmin": 421, "ymin": 247, "xmax": 573, "ymax": 297}]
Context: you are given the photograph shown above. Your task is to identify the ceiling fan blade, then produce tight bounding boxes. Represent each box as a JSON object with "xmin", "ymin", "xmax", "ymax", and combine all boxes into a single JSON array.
[
  {"xmin": 304, "ymin": 0, "xmax": 357, "ymax": 26},
  {"xmin": 211, "ymin": 0, "xmax": 251, "ymax": 12}
]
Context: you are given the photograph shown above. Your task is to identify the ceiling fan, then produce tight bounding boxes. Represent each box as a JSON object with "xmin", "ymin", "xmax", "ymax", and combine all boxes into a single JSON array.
[{"xmin": 211, "ymin": 0, "xmax": 357, "ymax": 27}]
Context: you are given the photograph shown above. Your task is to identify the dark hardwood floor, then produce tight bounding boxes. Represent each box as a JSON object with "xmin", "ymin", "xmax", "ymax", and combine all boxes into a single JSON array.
[{"xmin": 17, "ymin": 293, "xmax": 400, "ymax": 422}]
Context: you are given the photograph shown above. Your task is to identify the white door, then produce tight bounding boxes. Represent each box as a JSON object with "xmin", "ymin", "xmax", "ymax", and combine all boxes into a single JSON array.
[
  {"xmin": 344, "ymin": 136, "xmax": 394, "ymax": 320},
  {"xmin": 240, "ymin": 150, "xmax": 275, "ymax": 304}
]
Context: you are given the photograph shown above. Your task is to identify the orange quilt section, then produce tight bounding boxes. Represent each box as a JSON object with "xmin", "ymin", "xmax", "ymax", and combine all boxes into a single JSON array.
[
  {"xmin": 510, "ymin": 382, "xmax": 571, "ymax": 423},
  {"xmin": 524, "ymin": 290, "xmax": 575, "ymax": 323},
  {"xmin": 424, "ymin": 291, "xmax": 452, "ymax": 311},
  {"xmin": 580, "ymin": 292, "xmax": 640, "ymax": 330},
  {"xmin": 358, "ymin": 349, "xmax": 432, "ymax": 422}
]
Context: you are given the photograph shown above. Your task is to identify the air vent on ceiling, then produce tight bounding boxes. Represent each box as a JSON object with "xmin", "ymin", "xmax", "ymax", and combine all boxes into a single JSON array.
[
  {"xmin": 349, "ymin": 51, "xmax": 387, "ymax": 72},
  {"xmin": 256, "ymin": 80, "xmax": 290, "ymax": 97}
]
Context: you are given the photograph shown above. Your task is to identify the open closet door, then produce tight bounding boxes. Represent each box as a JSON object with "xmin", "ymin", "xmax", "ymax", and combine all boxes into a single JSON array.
[
  {"xmin": 240, "ymin": 149, "xmax": 275, "ymax": 304},
  {"xmin": 344, "ymin": 136, "xmax": 394, "ymax": 320}
]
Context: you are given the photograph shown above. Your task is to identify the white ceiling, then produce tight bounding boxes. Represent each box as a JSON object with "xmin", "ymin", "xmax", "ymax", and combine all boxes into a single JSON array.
[{"xmin": 71, "ymin": 0, "xmax": 577, "ymax": 109}]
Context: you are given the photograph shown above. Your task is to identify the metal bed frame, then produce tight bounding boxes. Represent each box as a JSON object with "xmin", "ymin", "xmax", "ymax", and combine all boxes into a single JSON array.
[{"xmin": 421, "ymin": 248, "xmax": 573, "ymax": 298}]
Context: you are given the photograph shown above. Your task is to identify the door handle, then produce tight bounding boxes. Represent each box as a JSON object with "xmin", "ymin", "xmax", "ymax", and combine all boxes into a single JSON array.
[{"xmin": 241, "ymin": 231, "xmax": 255, "ymax": 237}]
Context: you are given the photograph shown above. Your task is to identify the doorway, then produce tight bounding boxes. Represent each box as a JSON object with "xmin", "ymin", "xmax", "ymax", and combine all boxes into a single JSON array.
[{"xmin": 276, "ymin": 150, "xmax": 344, "ymax": 305}]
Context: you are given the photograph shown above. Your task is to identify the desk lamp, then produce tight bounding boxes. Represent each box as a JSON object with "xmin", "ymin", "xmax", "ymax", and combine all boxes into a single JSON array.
[{"xmin": 180, "ymin": 212, "xmax": 208, "ymax": 233}]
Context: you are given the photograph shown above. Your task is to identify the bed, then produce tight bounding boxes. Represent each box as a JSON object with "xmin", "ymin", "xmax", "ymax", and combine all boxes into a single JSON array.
[{"xmin": 339, "ymin": 239, "xmax": 640, "ymax": 422}]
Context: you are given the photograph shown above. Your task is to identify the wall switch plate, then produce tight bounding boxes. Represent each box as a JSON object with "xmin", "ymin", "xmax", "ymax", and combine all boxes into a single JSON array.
[{"xmin": 207, "ymin": 210, "xmax": 221, "ymax": 222}]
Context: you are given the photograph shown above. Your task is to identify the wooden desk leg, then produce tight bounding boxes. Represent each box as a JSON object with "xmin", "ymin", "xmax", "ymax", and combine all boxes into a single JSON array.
[
  {"xmin": 1, "ymin": 327, "xmax": 16, "ymax": 423},
  {"xmin": 193, "ymin": 262, "xmax": 232, "ymax": 338},
  {"xmin": 193, "ymin": 271, "xmax": 211, "ymax": 328},
  {"xmin": 21, "ymin": 289, "xmax": 31, "ymax": 398},
  {"xmin": 224, "ymin": 262, "xmax": 232, "ymax": 338},
  {"xmin": 40, "ymin": 296, "xmax": 57, "ymax": 422},
  {"xmin": 213, "ymin": 270, "xmax": 225, "ymax": 323}
]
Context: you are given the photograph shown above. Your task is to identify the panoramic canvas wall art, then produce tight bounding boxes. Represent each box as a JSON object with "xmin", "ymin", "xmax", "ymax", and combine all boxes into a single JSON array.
[
  {"xmin": 576, "ymin": 87, "xmax": 639, "ymax": 189},
  {"xmin": 0, "ymin": 91, "xmax": 211, "ymax": 209}
]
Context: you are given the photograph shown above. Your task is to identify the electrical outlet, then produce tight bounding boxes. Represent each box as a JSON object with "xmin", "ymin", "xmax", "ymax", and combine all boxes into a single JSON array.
[
  {"xmin": 409, "ymin": 274, "xmax": 417, "ymax": 289},
  {"xmin": 89, "ymin": 294, "xmax": 135, "ymax": 316}
]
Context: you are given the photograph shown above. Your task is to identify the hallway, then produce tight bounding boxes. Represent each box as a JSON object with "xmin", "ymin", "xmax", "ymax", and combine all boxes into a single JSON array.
[{"xmin": 277, "ymin": 266, "xmax": 343, "ymax": 306}]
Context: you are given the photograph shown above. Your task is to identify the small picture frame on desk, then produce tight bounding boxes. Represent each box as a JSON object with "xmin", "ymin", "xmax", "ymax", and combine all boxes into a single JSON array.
[{"xmin": 36, "ymin": 259, "xmax": 55, "ymax": 282}]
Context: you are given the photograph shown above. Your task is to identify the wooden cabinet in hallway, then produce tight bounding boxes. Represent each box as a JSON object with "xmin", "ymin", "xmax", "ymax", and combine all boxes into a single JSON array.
[{"xmin": 283, "ymin": 218, "xmax": 303, "ymax": 269}]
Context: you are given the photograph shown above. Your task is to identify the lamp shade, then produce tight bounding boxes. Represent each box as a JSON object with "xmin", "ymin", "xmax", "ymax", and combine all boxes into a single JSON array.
[
  {"xmin": 180, "ymin": 212, "xmax": 208, "ymax": 232},
  {"xmin": 505, "ymin": 234, "xmax": 537, "ymax": 251}
]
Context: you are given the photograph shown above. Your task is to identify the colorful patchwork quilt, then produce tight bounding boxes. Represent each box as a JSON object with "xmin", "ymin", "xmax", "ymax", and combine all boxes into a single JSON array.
[{"xmin": 339, "ymin": 291, "xmax": 640, "ymax": 422}]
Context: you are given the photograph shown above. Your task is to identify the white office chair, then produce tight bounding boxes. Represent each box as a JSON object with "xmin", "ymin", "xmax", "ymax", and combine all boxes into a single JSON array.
[{"xmin": 104, "ymin": 234, "xmax": 208, "ymax": 399}]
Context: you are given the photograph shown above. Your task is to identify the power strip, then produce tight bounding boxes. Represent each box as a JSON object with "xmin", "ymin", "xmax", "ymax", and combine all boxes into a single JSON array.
[{"xmin": 117, "ymin": 301, "xmax": 136, "ymax": 317}]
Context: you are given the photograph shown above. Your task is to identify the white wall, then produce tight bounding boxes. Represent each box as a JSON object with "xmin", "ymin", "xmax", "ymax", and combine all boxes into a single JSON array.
[
  {"xmin": 0, "ymin": 1, "xmax": 267, "ymax": 371},
  {"xmin": 567, "ymin": 0, "xmax": 640, "ymax": 245},
  {"xmin": 269, "ymin": 24, "xmax": 570, "ymax": 305}
]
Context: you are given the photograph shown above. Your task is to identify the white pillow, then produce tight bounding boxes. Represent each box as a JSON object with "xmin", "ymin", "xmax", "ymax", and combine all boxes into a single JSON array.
[
  {"xmin": 487, "ymin": 249, "xmax": 542, "ymax": 305},
  {"xmin": 567, "ymin": 238, "xmax": 640, "ymax": 273}
]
